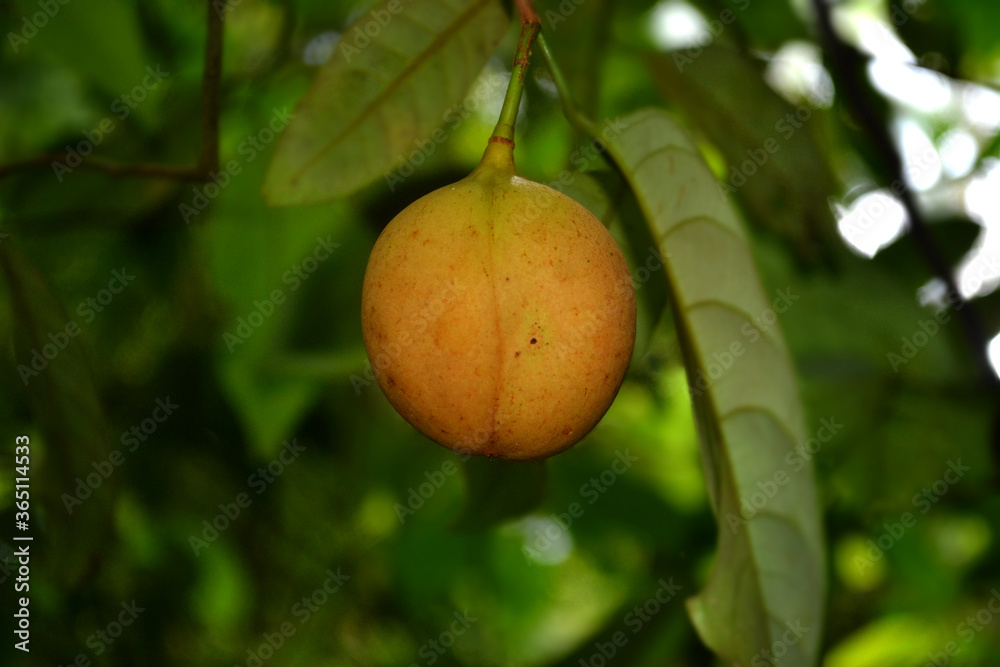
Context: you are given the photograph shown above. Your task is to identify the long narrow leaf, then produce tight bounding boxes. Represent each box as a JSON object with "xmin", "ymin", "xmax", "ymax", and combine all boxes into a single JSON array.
[{"xmin": 604, "ymin": 109, "xmax": 825, "ymax": 666}]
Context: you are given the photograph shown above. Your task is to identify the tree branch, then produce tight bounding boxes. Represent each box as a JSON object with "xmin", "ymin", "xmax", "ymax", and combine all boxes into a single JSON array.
[
  {"xmin": 197, "ymin": 0, "xmax": 224, "ymax": 175},
  {"xmin": 0, "ymin": 0, "xmax": 226, "ymax": 182},
  {"xmin": 811, "ymin": 0, "xmax": 998, "ymax": 388}
]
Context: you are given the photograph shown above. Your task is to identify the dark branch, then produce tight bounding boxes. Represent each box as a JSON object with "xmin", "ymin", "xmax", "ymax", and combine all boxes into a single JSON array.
[
  {"xmin": 812, "ymin": 0, "xmax": 998, "ymax": 388},
  {"xmin": 0, "ymin": 0, "xmax": 225, "ymax": 182}
]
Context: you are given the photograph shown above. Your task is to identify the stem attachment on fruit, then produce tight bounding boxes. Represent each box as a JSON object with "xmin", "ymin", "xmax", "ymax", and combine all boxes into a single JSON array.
[{"xmin": 489, "ymin": 19, "xmax": 540, "ymax": 148}]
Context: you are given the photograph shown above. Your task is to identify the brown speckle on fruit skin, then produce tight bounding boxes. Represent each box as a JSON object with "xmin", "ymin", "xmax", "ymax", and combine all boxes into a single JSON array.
[{"xmin": 530, "ymin": 338, "xmax": 537, "ymax": 345}]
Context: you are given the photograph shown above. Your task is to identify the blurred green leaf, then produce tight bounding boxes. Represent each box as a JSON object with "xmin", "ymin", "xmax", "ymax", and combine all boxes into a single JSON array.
[
  {"xmin": 0, "ymin": 240, "xmax": 115, "ymax": 586},
  {"xmin": 10, "ymin": 0, "xmax": 149, "ymax": 99},
  {"xmin": 263, "ymin": 0, "xmax": 511, "ymax": 204},
  {"xmin": 686, "ymin": 0, "xmax": 807, "ymax": 51},
  {"xmin": 604, "ymin": 108, "xmax": 825, "ymax": 666},
  {"xmin": 648, "ymin": 46, "xmax": 839, "ymax": 260}
]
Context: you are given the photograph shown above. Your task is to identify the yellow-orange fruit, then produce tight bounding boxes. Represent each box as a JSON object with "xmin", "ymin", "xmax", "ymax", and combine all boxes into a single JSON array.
[{"xmin": 361, "ymin": 142, "xmax": 636, "ymax": 460}]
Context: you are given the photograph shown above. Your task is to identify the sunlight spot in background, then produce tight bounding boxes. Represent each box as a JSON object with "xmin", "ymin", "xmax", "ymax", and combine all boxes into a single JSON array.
[
  {"xmin": 962, "ymin": 85, "xmax": 1000, "ymax": 133},
  {"xmin": 964, "ymin": 160, "xmax": 1000, "ymax": 225},
  {"xmin": 649, "ymin": 0, "xmax": 709, "ymax": 50},
  {"xmin": 827, "ymin": 0, "xmax": 1000, "ymax": 356},
  {"xmin": 515, "ymin": 516, "xmax": 574, "ymax": 566},
  {"xmin": 835, "ymin": 10, "xmax": 953, "ymax": 114},
  {"xmin": 938, "ymin": 128, "xmax": 978, "ymax": 179},
  {"xmin": 764, "ymin": 41, "xmax": 835, "ymax": 108},
  {"xmin": 988, "ymin": 333, "xmax": 1000, "ymax": 380},
  {"xmin": 869, "ymin": 61, "xmax": 953, "ymax": 114},
  {"xmin": 850, "ymin": 13, "xmax": 914, "ymax": 63},
  {"xmin": 959, "ymin": 162, "xmax": 1000, "ymax": 298},
  {"xmin": 471, "ymin": 60, "xmax": 512, "ymax": 124},
  {"xmin": 895, "ymin": 119, "xmax": 941, "ymax": 190},
  {"xmin": 303, "ymin": 31, "xmax": 341, "ymax": 66},
  {"xmin": 834, "ymin": 534, "xmax": 885, "ymax": 592},
  {"xmin": 836, "ymin": 190, "xmax": 908, "ymax": 258},
  {"xmin": 917, "ymin": 277, "xmax": 949, "ymax": 311}
]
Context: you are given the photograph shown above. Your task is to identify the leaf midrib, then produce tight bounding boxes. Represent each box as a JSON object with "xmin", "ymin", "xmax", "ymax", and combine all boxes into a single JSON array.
[
  {"xmin": 289, "ymin": 0, "xmax": 496, "ymax": 186},
  {"xmin": 606, "ymin": 112, "xmax": 819, "ymax": 663}
]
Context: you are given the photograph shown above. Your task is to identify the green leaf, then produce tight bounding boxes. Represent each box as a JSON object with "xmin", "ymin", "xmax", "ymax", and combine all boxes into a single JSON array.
[
  {"xmin": 11, "ymin": 0, "xmax": 149, "ymax": 99},
  {"xmin": 452, "ymin": 457, "xmax": 546, "ymax": 531},
  {"xmin": 648, "ymin": 46, "xmax": 839, "ymax": 261},
  {"xmin": 201, "ymin": 123, "xmax": 361, "ymax": 457},
  {"xmin": 603, "ymin": 108, "xmax": 825, "ymax": 666},
  {"xmin": 0, "ymin": 240, "xmax": 115, "ymax": 586},
  {"xmin": 263, "ymin": 0, "xmax": 510, "ymax": 205}
]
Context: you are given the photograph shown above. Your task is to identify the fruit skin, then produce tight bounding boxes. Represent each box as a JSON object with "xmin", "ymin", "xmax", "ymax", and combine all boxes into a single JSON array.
[{"xmin": 361, "ymin": 141, "xmax": 636, "ymax": 460}]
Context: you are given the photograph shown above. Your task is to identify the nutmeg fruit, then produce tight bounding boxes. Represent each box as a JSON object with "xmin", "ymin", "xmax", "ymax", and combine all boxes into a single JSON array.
[{"xmin": 361, "ymin": 141, "xmax": 636, "ymax": 460}]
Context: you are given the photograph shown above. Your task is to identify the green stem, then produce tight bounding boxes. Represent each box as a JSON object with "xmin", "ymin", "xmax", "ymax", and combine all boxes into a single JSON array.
[
  {"xmin": 535, "ymin": 33, "xmax": 599, "ymax": 140},
  {"xmin": 490, "ymin": 20, "xmax": 540, "ymax": 145}
]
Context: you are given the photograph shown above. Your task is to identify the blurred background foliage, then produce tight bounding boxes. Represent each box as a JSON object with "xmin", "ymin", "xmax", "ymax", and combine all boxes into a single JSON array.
[{"xmin": 0, "ymin": 0, "xmax": 999, "ymax": 665}]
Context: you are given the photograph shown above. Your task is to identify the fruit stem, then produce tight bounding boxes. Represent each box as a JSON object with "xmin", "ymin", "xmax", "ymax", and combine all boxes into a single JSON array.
[{"xmin": 489, "ymin": 19, "xmax": 540, "ymax": 149}]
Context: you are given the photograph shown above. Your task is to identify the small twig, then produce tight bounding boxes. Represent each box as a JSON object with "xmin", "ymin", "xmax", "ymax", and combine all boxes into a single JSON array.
[
  {"xmin": 513, "ymin": 0, "xmax": 540, "ymax": 25},
  {"xmin": 535, "ymin": 34, "xmax": 599, "ymax": 139},
  {"xmin": 812, "ymin": 0, "xmax": 998, "ymax": 388},
  {"xmin": 0, "ymin": 155, "xmax": 205, "ymax": 181},
  {"xmin": 0, "ymin": 0, "xmax": 226, "ymax": 182},
  {"xmin": 197, "ymin": 0, "xmax": 225, "ymax": 175}
]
